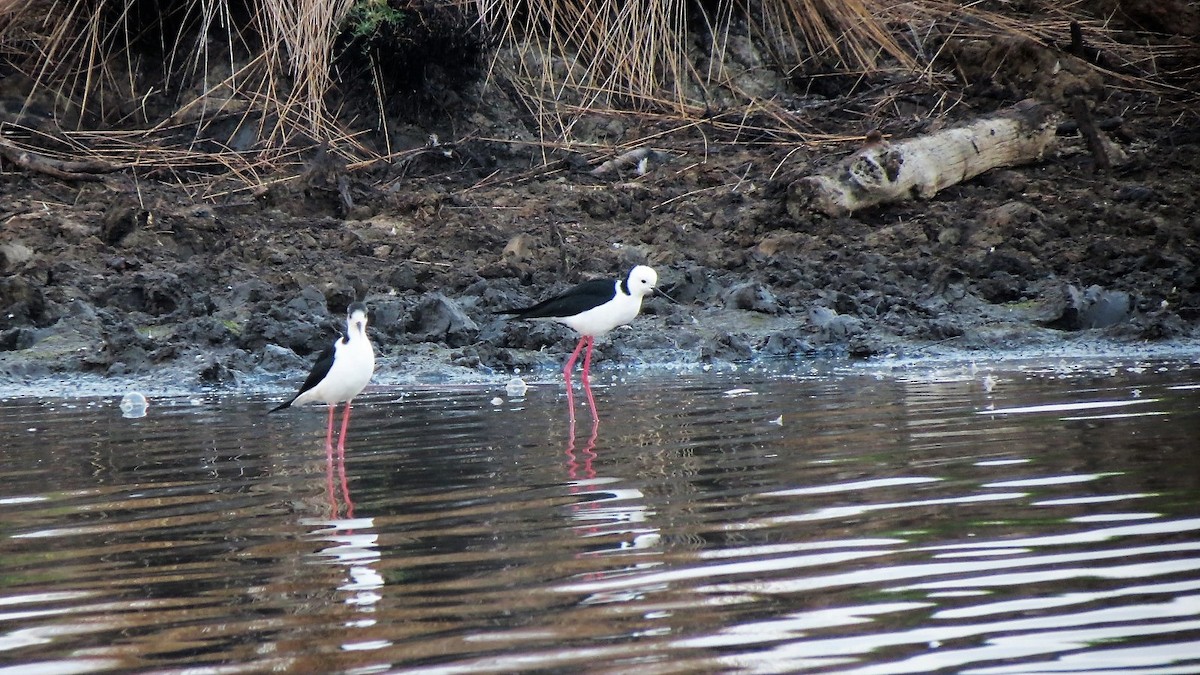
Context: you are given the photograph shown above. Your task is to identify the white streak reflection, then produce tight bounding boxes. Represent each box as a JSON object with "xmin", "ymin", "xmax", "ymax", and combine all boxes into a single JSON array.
[{"xmin": 978, "ymin": 398, "xmax": 1161, "ymax": 416}]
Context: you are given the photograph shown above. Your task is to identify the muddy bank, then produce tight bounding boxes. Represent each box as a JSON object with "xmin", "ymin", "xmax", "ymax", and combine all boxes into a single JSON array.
[
  {"xmin": 2, "ymin": 69, "xmax": 1199, "ymax": 394},
  {"xmin": 2, "ymin": 111, "xmax": 1197, "ymax": 398}
]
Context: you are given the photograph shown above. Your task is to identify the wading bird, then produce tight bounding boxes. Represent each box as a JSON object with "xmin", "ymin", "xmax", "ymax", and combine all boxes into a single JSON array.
[
  {"xmin": 497, "ymin": 266, "xmax": 658, "ymax": 417},
  {"xmin": 270, "ymin": 302, "xmax": 375, "ymax": 452}
]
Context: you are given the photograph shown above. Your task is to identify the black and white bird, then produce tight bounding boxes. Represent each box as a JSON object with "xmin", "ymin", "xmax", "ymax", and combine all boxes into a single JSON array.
[
  {"xmin": 270, "ymin": 302, "xmax": 376, "ymax": 449},
  {"xmin": 497, "ymin": 265, "xmax": 658, "ymax": 382}
]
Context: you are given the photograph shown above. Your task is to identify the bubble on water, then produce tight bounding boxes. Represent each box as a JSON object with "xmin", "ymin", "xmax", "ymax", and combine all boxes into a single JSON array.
[
  {"xmin": 120, "ymin": 391, "xmax": 148, "ymax": 419},
  {"xmin": 982, "ymin": 374, "xmax": 997, "ymax": 393},
  {"xmin": 490, "ymin": 396, "xmax": 504, "ymax": 407},
  {"xmin": 505, "ymin": 377, "xmax": 528, "ymax": 398}
]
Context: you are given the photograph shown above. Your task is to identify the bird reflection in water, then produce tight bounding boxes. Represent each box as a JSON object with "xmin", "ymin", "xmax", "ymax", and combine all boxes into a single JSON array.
[
  {"xmin": 304, "ymin": 517, "xmax": 386, "ymax": 652},
  {"xmin": 325, "ymin": 432, "xmax": 355, "ymax": 519},
  {"xmin": 560, "ymin": 379, "xmax": 662, "ymax": 583},
  {"xmin": 565, "ymin": 364, "xmax": 600, "ymax": 425},
  {"xmin": 564, "ymin": 377, "xmax": 602, "ymax": 548},
  {"xmin": 302, "ymin": 437, "xmax": 385, "ymax": 653},
  {"xmin": 565, "ymin": 382, "xmax": 600, "ymax": 483}
]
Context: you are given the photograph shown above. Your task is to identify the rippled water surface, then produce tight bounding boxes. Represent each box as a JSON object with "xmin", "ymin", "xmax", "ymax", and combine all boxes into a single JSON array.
[{"xmin": 2, "ymin": 358, "xmax": 1200, "ymax": 674}]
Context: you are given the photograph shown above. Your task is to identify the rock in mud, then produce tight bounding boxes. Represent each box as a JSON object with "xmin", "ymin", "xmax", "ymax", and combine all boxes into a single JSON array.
[
  {"xmin": 759, "ymin": 331, "xmax": 813, "ymax": 357},
  {"xmin": 700, "ymin": 332, "xmax": 754, "ymax": 362},
  {"xmin": 809, "ymin": 305, "xmax": 864, "ymax": 342},
  {"xmin": 482, "ymin": 318, "xmax": 566, "ymax": 354},
  {"xmin": 1124, "ymin": 305, "xmax": 1189, "ymax": 340},
  {"xmin": 974, "ymin": 270, "xmax": 1026, "ymax": 303},
  {"xmin": 365, "ymin": 297, "xmax": 411, "ymax": 344},
  {"xmin": 239, "ymin": 314, "xmax": 325, "ymax": 354},
  {"xmin": 91, "ymin": 314, "xmax": 155, "ymax": 372},
  {"xmin": 1114, "ymin": 185, "xmax": 1156, "ymax": 203},
  {"xmin": 175, "ymin": 316, "xmax": 235, "ymax": 345},
  {"xmin": 0, "ymin": 276, "xmax": 49, "ymax": 328},
  {"xmin": 260, "ymin": 343, "xmax": 307, "ymax": 373},
  {"xmin": 1038, "ymin": 283, "xmax": 1133, "ymax": 330},
  {"xmin": 96, "ymin": 271, "xmax": 187, "ymax": 317},
  {"xmin": 669, "ymin": 266, "xmax": 724, "ymax": 305},
  {"xmin": 724, "ymin": 282, "xmax": 780, "ymax": 314},
  {"xmin": 229, "ymin": 279, "xmax": 275, "ymax": 306},
  {"xmin": 100, "ymin": 203, "xmax": 149, "ymax": 246},
  {"xmin": 410, "ymin": 293, "xmax": 479, "ymax": 346},
  {"xmin": 198, "ymin": 359, "xmax": 236, "ymax": 384},
  {"xmin": 0, "ymin": 327, "xmax": 37, "ymax": 351},
  {"xmin": 386, "ymin": 263, "xmax": 425, "ymax": 292},
  {"xmin": 0, "ymin": 242, "xmax": 34, "ymax": 274},
  {"xmin": 284, "ymin": 286, "xmax": 328, "ymax": 315}
]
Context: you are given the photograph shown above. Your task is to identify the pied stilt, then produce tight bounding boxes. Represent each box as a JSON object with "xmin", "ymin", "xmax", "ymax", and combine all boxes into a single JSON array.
[
  {"xmin": 270, "ymin": 302, "xmax": 376, "ymax": 451},
  {"xmin": 497, "ymin": 265, "xmax": 658, "ymax": 388}
]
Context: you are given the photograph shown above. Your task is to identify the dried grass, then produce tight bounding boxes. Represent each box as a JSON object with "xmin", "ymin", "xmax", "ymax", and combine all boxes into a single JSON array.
[
  {"xmin": 3, "ymin": 0, "xmax": 363, "ymax": 172},
  {"xmin": 0, "ymin": 0, "xmax": 1191, "ymax": 189}
]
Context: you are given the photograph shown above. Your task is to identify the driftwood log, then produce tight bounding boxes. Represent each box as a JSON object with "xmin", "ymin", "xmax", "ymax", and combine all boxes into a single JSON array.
[
  {"xmin": 0, "ymin": 137, "xmax": 120, "ymax": 181},
  {"xmin": 591, "ymin": 147, "xmax": 662, "ymax": 177},
  {"xmin": 789, "ymin": 99, "xmax": 1057, "ymax": 217}
]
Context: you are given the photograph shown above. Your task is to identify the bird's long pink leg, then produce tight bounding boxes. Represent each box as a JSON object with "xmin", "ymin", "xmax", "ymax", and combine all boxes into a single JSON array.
[
  {"xmin": 580, "ymin": 336, "xmax": 598, "ymax": 421},
  {"xmin": 337, "ymin": 402, "xmax": 353, "ymax": 453},
  {"xmin": 336, "ymin": 402, "xmax": 356, "ymax": 518},
  {"xmin": 563, "ymin": 337, "xmax": 586, "ymax": 381},
  {"xmin": 325, "ymin": 405, "xmax": 337, "ymax": 516},
  {"xmin": 580, "ymin": 336, "xmax": 594, "ymax": 382},
  {"xmin": 563, "ymin": 337, "xmax": 587, "ymax": 424},
  {"xmin": 338, "ymin": 403, "xmax": 355, "ymax": 518}
]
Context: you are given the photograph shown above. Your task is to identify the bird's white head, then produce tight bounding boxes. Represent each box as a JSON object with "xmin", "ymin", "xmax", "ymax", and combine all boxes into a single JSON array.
[
  {"xmin": 346, "ymin": 302, "xmax": 369, "ymax": 337},
  {"xmin": 625, "ymin": 265, "xmax": 658, "ymax": 298}
]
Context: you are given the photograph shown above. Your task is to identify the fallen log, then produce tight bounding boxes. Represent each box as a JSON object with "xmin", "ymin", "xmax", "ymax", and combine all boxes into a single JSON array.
[
  {"xmin": 0, "ymin": 137, "xmax": 120, "ymax": 182},
  {"xmin": 788, "ymin": 99, "xmax": 1057, "ymax": 217},
  {"xmin": 590, "ymin": 147, "xmax": 662, "ymax": 177}
]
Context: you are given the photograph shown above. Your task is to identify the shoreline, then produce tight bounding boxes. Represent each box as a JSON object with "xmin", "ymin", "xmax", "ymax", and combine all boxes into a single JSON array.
[{"xmin": 4, "ymin": 337, "xmax": 1197, "ymax": 401}]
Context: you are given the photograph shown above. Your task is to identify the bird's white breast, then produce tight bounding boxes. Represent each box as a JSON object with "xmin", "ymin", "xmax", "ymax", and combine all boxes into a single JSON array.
[
  {"xmin": 294, "ymin": 336, "xmax": 375, "ymax": 406},
  {"xmin": 557, "ymin": 292, "xmax": 643, "ymax": 337}
]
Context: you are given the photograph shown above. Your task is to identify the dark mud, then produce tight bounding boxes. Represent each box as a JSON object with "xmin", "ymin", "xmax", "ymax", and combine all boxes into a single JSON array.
[{"xmin": 2, "ymin": 42, "xmax": 1198, "ymax": 395}]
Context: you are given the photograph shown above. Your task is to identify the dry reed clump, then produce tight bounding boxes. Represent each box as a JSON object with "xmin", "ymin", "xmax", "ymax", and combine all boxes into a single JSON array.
[
  {"xmin": 0, "ymin": 0, "xmax": 1192, "ymax": 190},
  {"xmin": 1, "ymin": 0, "xmax": 370, "ymax": 177},
  {"xmin": 483, "ymin": 0, "xmax": 1194, "ymax": 147}
]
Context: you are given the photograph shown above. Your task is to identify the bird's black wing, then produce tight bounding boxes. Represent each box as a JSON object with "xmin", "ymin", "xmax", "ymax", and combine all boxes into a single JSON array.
[
  {"xmin": 268, "ymin": 341, "xmax": 337, "ymax": 413},
  {"xmin": 496, "ymin": 278, "xmax": 616, "ymax": 319}
]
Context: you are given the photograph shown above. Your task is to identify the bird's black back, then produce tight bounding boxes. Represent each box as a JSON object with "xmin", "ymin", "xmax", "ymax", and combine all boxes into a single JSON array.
[
  {"xmin": 268, "ymin": 341, "xmax": 338, "ymax": 413},
  {"xmin": 497, "ymin": 278, "xmax": 617, "ymax": 319}
]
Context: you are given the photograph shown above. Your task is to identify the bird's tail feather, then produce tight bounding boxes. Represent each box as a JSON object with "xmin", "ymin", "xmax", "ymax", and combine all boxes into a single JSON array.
[{"xmin": 267, "ymin": 398, "xmax": 294, "ymax": 414}]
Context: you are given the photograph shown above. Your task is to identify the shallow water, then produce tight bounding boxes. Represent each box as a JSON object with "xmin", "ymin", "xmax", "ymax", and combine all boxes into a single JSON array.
[{"xmin": 2, "ymin": 358, "xmax": 1199, "ymax": 674}]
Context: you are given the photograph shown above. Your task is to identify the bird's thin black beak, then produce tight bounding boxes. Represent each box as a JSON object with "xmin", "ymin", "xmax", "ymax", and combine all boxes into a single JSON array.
[{"xmin": 654, "ymin": 287, "xmax": 681, "ymax": 305}]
